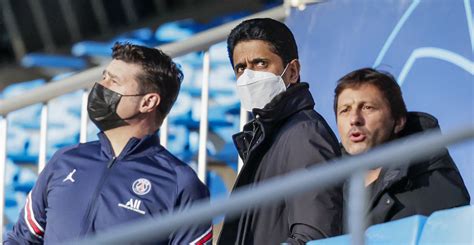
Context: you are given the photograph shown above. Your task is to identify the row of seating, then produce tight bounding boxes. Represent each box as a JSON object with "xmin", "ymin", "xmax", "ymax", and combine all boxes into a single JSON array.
[
  {"xmin": 308, "ymin": 205, "xmax": 473, "ymax": 244},
  {"xmin": 19, "ymin": 11, "xmax": 250, "ymax": 72}
]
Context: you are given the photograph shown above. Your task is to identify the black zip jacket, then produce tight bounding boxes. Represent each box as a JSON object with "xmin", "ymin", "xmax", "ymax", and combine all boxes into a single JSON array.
[
  {"xmin": 343, "ymin": 112, "xmax": 471, "ymax": 229},
  {"xmin": 218, "ymin": 83, "xmax": 343, "ymax": 245}
]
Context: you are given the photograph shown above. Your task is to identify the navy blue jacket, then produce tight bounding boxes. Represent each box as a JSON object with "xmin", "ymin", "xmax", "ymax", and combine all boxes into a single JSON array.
[{"xmin": 6, "ymin": 133, "xmax": 212, "ymax": 244}]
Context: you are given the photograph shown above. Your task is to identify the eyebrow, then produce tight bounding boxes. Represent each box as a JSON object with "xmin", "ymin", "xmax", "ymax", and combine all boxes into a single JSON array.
[
  {"xmin": 337, "ymin": 104, "xmax": 350, "ymax": 110},
  {"xmin": 234, "ymin": 57, "xmax": 269, "ymax": 70},
  {"xmin": 103, "ymin": 70, "xmax": 119, "ymax": 80}
]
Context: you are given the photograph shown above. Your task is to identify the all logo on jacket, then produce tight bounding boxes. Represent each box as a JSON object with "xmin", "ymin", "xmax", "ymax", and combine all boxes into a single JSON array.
[{"xmin": 118, "ymin": 198, "xmax": 145, "ymax": 215}]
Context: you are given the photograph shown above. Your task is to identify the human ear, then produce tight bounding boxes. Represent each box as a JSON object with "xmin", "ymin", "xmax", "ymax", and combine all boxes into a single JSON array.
[
  {"xmin": 394, "ymin": 116, "xmax": 407, "ymax": 134},
  {"xmin": 286, "ymin": 59, "xmax": 300, "ymax": 84},
  {"xmin": 140, "ymin": 93, "xmax": 160, "ymax": 113}
]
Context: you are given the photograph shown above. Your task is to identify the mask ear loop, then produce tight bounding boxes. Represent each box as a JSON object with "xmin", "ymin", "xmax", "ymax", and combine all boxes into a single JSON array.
[
  {"xmin": 280, "ymin": 63, "xmax": 290, "ymax": 77},
  {"xmin": 280, "ymin": 63, "xmax": 291, "ymax": 88},
  {"xmin": 119, "ymin": 93, "xmax": 149, "ymax": 120}
]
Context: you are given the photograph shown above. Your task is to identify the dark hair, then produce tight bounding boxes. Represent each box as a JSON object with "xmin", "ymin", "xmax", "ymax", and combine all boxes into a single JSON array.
[
  {"xmin": 112, "ymin": 42, "xmax": 183, "ymax": 123},
  {"xmin": 227, "ymin": 18, "xmax": 299, "ymax": 67},
  {"xmin": 334, "ymin": 68, "xmax": 407, "ymax": 120}
]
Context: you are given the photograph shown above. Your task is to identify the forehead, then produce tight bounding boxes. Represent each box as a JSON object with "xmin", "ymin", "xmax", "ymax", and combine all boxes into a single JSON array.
[
  {"xmin": 106, "ymin": 59, "xmax": 143, "ymax": 82},
  {"xmin": 232, "ymin": 40, "xmax": 282, "ymax": 63},
  {"xmin": 338, "ymin": 84, "xmax": 388, "ymax": 105}
]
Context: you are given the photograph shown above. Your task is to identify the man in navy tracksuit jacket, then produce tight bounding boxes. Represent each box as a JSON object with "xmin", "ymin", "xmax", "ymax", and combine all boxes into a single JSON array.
[{"xmin": 6, "ymin": 43, "xmax": 212, "ymax": 244}]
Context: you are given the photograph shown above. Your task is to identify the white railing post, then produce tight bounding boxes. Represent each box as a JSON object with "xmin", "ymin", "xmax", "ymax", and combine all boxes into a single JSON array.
[
  {"xmin": 197, "ymin": 50, "xmax": 211, "ymax": 183},
  {"xmin": 159, "ymin": 117, "xmax": 169, "ymax": 148},
  {"xmin": 348, "ymin": 171, "xmax": 367, "ymax": 245},
  {"xmin": 80, "ymin": 89, "xmax": 89, "ymax": 143},
  {"xmin": 237, "ymin": 108, "xmax": 248, "ymax": 173},
  {"xmin": 0, "ymin": 116, "xmax": 8, "ymax": 240},
  {"xmin": 38, "ymin": 103, "xmax": 49, "ymax": 173}
]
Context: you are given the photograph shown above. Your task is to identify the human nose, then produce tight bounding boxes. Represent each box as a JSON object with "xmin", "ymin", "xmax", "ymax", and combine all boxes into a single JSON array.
[
  {"xmin": 98, "ymin": 78, "xmax": 111, "ymax": 88},
  {"xmin": 349, "ymin": 109, "xmax": 364, "ymax": 126}
]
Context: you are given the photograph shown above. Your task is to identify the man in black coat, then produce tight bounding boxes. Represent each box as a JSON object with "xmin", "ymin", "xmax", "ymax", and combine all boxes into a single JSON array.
[
  {"xmin": 334, "ymin": 68, "xmax": 470, "ymax": 228},
  {"xmin": 217, "ymin": 18, "xmax": 343, "ymax": 244}
]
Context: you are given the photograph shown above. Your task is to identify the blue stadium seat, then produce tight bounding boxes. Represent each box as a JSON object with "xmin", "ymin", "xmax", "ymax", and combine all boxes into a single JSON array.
[
  {"xmin": 365, "ymin": 215, "xmax": 426, "ymax": 244},
  {"xmin": 180, "ymin": 85, "xmax": 235, "ymax": 97},
  {"xmin": 207, "ymin": 170, "xmax": 230, "ymax": 225},
  {"xmin": 115, "ymin": 27, "xmax": 156, "ymax": 44},
  {"xmin": 72, "ymin": 27, "xmax": 161, "ymax": 57},
  {"xmin": 307, "ymin": 234, "xmax": 350, "ymax": 244},
  {"xmin": 0, "ymin": 79, "xmax": 46, "ymax": 100},
  {"xmin": 308, "ymin": 215, "xmax": 427, "ymax": 245},
  {"xmin": 418, "ymin": 205, "xmax": 473, "ymax": 245},
  {"xmin": 154, "ymin": 19, "xmax": 202, "ymax": 43},
  {"xmin": 208, "ymin": 142, "xmax": 238, "ymax": 172},
  {"xmin": 21, "ymin": 53, "xmax": 88, "ymax": 70},
  {"xmin": 207, "ymin": 170, "xmax": 228, "ymax": 198},
  {"xmin": 72, "ymin": 38, "xmax": 149, "ymax": 57},
  {"xmin": 2, "ymin": 79, "xmax": 45, "ymax": 163}
]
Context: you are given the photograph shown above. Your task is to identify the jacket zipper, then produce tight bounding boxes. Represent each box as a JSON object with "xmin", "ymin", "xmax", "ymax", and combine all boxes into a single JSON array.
[{"xmin": 78, "ymin": 156, "xmax": 117, "ymax": 237}]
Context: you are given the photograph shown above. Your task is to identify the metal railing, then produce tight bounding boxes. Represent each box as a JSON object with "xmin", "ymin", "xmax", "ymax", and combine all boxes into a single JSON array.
[
  {"xmin": 70, "ymin": 125, "xmax": 474, "ymax": 244},
  {"xmin": 0, "ymin": 5, "xmax": 286, "ymax": 240}
]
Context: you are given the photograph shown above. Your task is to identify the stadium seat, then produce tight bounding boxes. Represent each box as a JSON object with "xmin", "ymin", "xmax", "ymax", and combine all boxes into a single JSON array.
[
  {"xmin": 154, "ymin": 19, "xmax": 202, "ymax": 43},
  {"xmin": 307, "ymin": 234, "xmax": 350, "ymax": 244},
  {"xmin": 72, "ymin": 27, "xmax": 161, "ymax": 58},
  {"xmin": 365, "ymin": 215, "xmax": 426, "ymax": 244},
  {"xmin": 418, "ymin": 205, "xmax": 473, "ymax": 244},
  {"xmin": 207, "ymin": 170, "xmax": 228, "ymax": 198},
  {"xmin": 72, "ymin": 38, "xmax": 149, "ymax": 58},
  {"xmin": 21, "ymin": 53, "xmax": 88, "ymax": 71},
  {"xmin": 308, "ymin": 215, "xmax": 427, "ymax": 245}
]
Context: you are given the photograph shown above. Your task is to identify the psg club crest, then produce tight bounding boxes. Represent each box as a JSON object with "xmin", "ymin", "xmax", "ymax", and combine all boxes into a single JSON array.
[{"xmin": 132, "ymin": 178, "xmax": 151, "ymax": 195}]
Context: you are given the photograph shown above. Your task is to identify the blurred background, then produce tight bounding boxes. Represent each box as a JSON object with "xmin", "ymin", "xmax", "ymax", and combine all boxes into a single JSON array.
[
  {"xmin": 0, "ymin": 0, "xmax": 472, "ymax": 243},
  {"xmin": 0, "ymin": 0, "xmax": 282, "ymax": 237}
]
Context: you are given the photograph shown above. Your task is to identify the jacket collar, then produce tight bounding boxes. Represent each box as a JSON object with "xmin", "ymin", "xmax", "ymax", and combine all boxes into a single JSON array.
[
  {"xmin": 342, "ymin": 111, "xmax": 446, "ymax": 206},
  {"xmin": 398, "ymin": 111, "xmax": 439, "ymax": 137},
  {"xmin": 98, "ymin": 131, "xmax": 161, "ymax": 159},
  {"xmin": 250, "ymin": 82, "xmax": 315, "ymax": 125},
  {"xmin": 232, "ymin": 82, "xmax": 315, "ymax": 181}
]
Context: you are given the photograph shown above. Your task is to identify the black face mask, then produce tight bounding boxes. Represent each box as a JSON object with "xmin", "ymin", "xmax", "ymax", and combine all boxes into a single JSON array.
[{"xmin": 87, "ymin": 83, "xmax": 145, "ymax": 131}]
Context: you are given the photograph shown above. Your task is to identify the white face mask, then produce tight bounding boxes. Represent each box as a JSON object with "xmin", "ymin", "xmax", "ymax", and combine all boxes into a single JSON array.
[{"xmin": 236, "ymin": 64, "xmax": 290, "ymax": 112}]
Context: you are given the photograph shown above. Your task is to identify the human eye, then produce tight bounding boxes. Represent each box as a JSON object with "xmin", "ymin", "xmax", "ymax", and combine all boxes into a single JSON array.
[
  {"xmin": 234, "ymin": 64, "xmax": 245, "ymax": 75},
  {"xmin": 362, "ymin": 105, "xmax": 374, "ymax": 111},
  {"xmin": 256, "ymin": 60, "xmax": 267, "ymax": 68},
  {"xmin": 338, "ymin": 107, "xmax": 349, "ymax": 115}
]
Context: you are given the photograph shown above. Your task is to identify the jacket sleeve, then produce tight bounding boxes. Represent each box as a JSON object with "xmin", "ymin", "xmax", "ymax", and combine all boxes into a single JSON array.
[
  {"xmin": 283, "ymin": 121, "xmax": 343, "ymax": 244},
  {"xmin": 5, "ymin": 159, "xmax": 55, "ymax": 244},
  {"xmin": 169, "ymin": 166, "xmax": 213, "ymax": 245}
]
